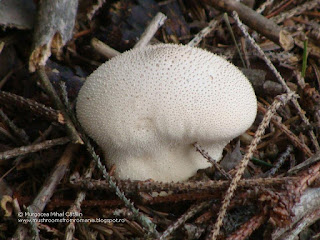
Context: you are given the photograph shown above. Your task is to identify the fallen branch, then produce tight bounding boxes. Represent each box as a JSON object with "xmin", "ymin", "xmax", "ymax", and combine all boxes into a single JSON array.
[
  {"xmin": 0, "ymin": 137, "xmax": 70, "ymax": 161},
  {"xmin": 70, "ymin": 176, "xmax": 299, "ymax": 194},
  {"xmin": 202, "ymin": 0, "xmax": 294, "ymax": 50},
  {"xmin": 0, "ymin": 91, "xmax": 62, "ymax": 123},
  {"xmin": 134, "ymin": 12, "xmax": 167, "ymax": 49}
]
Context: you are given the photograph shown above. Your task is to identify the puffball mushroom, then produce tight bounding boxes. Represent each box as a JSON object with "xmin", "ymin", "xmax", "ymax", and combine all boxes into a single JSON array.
[{"xmin": 76, "ymin": 44, "xmax": 257, "ymax": 182}]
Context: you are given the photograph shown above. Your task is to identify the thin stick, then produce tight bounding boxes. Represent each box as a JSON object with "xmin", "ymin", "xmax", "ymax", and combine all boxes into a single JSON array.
[
  {"xmin": 0, "ymin": 91, "xmax": 62, "ymax": 123},
  {"xmin": 226, "ymin": 213, "xmax": 266, "ymax": 240},
  {"xmin": 0, "ymin": 126, "xmax": 53, "ymax": 179},
  {"xmin": 91, "ymin": 38, "xmax": 120, "ymax": 59},
  {"xmin": 24, "ymin": 207, "xmax": 40, "ymax": 239},
  {"xmin": 37, "ymin": 67, "xmax": 83, "ymax": 144},
  {"xmin": 87, "ymin": 0, "xmax": 106, "ymax": 20},
  {"xmin": 0, "ymin": 109, "xmax": 29, "ymax": 145},
  {"xmin": 261, "ymin": 145, "xmax": 293, "ymax": 177},
  {"xmin": 158, "ymin": 201, "xmax": 212, "ymax": 240},
  {"xmin": 208, "ymin": 92, "xmax": 296, "ymax": 240},
  {"xmin": 188, "ymin": 18, "xmax": 219, "ymax": 47},
  {"xmin": 287, "ymin": 151, "xmax": 320, "ymax": 175},
  {"xmin": 38, "ymin": 223, "xmax": 66, "ymax": 239},
  {"xmin": 256, "ymin": 0, "xmax": 275, "ymax": 14},
  {"xmin": 194, "ymin": 142, "xmax": 232, "ymax": 180},
  {"xmin": 134, "ymin": 12, "xmax": 167, "ymax": 49},
  {"xmin": 71, "ymin": 176, "xmax": 299, "ymax": 194},
  {"xmin": 64, "ymin": 160, "xmax": 96, "ymax": 240},
  {"xmin": 0, "ymin": 137, "xmax": 70, "ymax": 160}
]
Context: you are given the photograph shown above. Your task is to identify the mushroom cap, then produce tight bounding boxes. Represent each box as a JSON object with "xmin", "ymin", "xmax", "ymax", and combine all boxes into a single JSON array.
[{"xmin": 76, "ymin": 44, "xmax": 257, "ymax": 182}]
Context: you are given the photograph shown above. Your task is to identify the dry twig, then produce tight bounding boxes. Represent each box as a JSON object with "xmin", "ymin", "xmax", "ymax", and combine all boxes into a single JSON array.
[
  {"xmin": 0, "ymin": 137, "xmax": 70, "ymax": 161},
  {"xmin": 70, "ymin": 176, "xmax": 299, "ymax": 194},
  {"xmin": 0, "ymin": 109, "xmax": 29, "ymax": 145},
  {"xmin": 0, "ymin": 91, "xmax": 62, "ymax": 123},
  {"xmin": 37, "ymin": 67, "xmax": 83, "ymax": 144},
  {"xmin": 194, "ymin": 142, "xmax": 232, "ymax": 180},
  {"xmin": 287, "ymin": 151, "xmax": 320, "ymax": 175},
  {"xmin": 188, "ymin": 18, "xmax": 219, "ymax": 47},
  {"xmin": 87, "ymin": 0, "xmax": 106, "ymax": 20},
  {"xmin": 158, "ymin": 201, "xmax": 213, "ymax": 240},
  {"xmin": 134, "ymin": 12, "xmax": 167, "ymax": 49},
  {"xmin": 226, "ymin": 212, "xmax": 266, "ymax": 240},
  {"xmin": 91, "ymin": 38, "xmax": 120, "ymax": 59},
  {"xmin": 256, "ymin": 0, "xmax": 275, "ymax": 14},
  {"xmin": 262, "ymin": 145, "xmax": 293, "ymax": 177},
  {"xmin": 64, "ymin": 160, "xmax": 96, "ymax": 240},
  {"xmin": 203, "ymin": 0, "xmax": 294, "ymax": 50}
]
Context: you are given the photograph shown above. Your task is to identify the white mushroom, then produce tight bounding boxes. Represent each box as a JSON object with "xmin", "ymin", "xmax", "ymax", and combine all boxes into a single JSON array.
[{"xmin": 76, "ymin": 44, "xmax": 257, "ymax": 182}]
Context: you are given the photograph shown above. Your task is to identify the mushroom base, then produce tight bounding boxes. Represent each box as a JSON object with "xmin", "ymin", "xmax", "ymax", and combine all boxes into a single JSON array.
[{"xmin": 105, "ymin": 141, "xmax": 229, "ymax": 182}]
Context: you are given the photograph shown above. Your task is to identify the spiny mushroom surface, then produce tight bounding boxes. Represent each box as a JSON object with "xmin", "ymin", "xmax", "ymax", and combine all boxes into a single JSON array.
[{"xmin": 76, "ymin": 44, "xmax": 257, "ymax": 182}]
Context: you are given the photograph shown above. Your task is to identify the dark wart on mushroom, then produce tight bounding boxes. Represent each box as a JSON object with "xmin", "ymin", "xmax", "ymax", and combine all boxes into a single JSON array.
[{"xmin": 76, "ymin": 44, "xmax": 257, "ymax": 182}]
